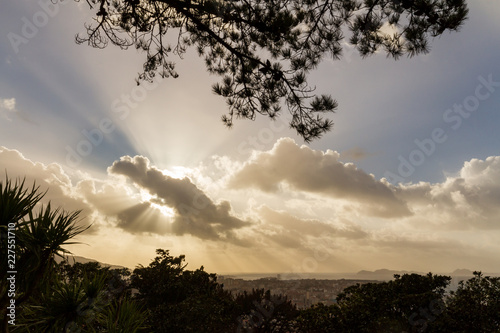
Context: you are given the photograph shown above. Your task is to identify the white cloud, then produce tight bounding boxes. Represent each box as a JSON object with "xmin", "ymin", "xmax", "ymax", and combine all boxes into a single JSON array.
[
  {"xmin": 255, "ymin": 206, "xmax": 368, "ymax": 248},
  {"xmin": 0, "ymin": 146, "xmax": 94, "ymax": 232},
  {"xmin": 1, "ymin": 98, "xmax": 15, "ymax": 110},
  {"xmin": 226, "ymin": 139, "xmax": 500, "ymax": 230},
  {"xmin": 228, "ymin": 138, "xmax": 411, "ymax": 218},
  {"xmin": 0, "ymin": 147, "xmax": 253, "ymax": 243},
  {"xmin": 2, "ymin": 145, "xmax": 500, "ymax": 272},
  {"xmin": 399, "ymin": 156, "xmax": 500, "ymax": 229},
  {"xmin": 0, "ymin": 98, "xmax": 17, "ymax": 120}
]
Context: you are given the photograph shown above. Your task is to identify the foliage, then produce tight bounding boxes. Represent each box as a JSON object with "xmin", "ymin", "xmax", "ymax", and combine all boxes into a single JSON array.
[
  {"xmin": 103, "ymin": 297, "xmax": 149, "ymax": 333},
  {"xmin": 296, "ymin": 303, "xmax": 341, "ymax": 332},
  {"xmin": 130, "ymin": 249, "xmax": 302, "ymax": 332},
  {"xmin": 56, "ymin": 261, "xmax": 132, "ymax": 301},
  {"xmin": 295, "ymin": 273, "xmax": 500, "ymax": 332},
  {"xmin": 130, "ymin": 249, "xmax": 237, "ymax": 332},
  {"xmin": 15, "ymin": 261, "xmax": 148, "ymax": 332},
  {"xmin": 313, "ymin": 273, "xmax": 451, "ymax": 332},
  {"xmin": 4, "ymin": 176, "xmax": 500, "ymax": 332},
  {"xmin": 0, "ymin": 176, "xmax": 147, "ymax": 332},
  {"xmin": 0, "ymin": 177, "xmax": 88, "ymax": 333},
  {"xmin": 234, "ymin": 288, "xmax": 298, "ymax": 332},
  {"xmin": 76, "ymin": 0, "xmax": 468, "ymax": 141},
  {"xmin": 16, "ymin": 271, "xmax": 109, "ymax": 331},
  {"xmin": 439, "ymin": 272, "xmax": 500, "ymax": 333}
]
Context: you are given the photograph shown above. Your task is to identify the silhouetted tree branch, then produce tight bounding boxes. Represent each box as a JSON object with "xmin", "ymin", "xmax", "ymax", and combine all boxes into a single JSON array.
[{"xmin": 76, "ymin": 0, "xmax": 468, "ymax": 141}]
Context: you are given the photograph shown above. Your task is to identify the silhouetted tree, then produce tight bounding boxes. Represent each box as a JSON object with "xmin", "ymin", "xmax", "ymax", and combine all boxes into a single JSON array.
[
  {"xmin": 438, "ymin": 272, "xmax": 500, "ymax": 333},
  {"xmin": 56, "ymin": 261, "xmax": 132, "ymax": 301},
  {"xmin": 296, "ymin": 303, "xmax": 341, "ymax": 332},
  {"xmin": 130, "ymin": 249, "xmax": 237, "ymax": 332},
  {"xmin": 234, "ymin": 288, "xmax": 298, "ymax": 332},
  {"xmin": 334, "ymin": 273, "xmax": 451, "ymax": 332},
  {"xmin": 77, "ymin": 0, "xmax": 468, "ymax": 141}
]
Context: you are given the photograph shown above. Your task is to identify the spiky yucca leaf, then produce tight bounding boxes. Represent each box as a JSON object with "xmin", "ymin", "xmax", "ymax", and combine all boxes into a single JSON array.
[{"xmin": 103, "ymin": 298, "xmax": 149, "ymax": 333}]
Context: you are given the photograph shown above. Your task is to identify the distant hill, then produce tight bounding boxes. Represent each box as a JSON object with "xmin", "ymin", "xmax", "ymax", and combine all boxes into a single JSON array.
[
  {"xmin": 356, "ymin": 268, "xmax": 496, "ymax": 281},
  {"xmin": 356, "ymin": 269, "xmax": 423, "ymax": 280},
  {"xmin": 451, "ymin": 269, "xmax": 474, "ymax": 276},
  {"xmin": 54, "ymin": 254, "xmax": 128, "ymax": 271}
]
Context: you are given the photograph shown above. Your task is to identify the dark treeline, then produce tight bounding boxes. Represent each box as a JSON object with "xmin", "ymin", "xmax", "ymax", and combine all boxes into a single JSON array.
[{"xmin": 2, "ymin": 178, "xmax": 500, "ymax": 333}]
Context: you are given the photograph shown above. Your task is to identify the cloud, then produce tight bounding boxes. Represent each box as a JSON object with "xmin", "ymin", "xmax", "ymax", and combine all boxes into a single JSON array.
[
  {"xmin": 108, "ymin": 155, "xmax": 251, "ymax": 241},
  {"xmin": 241, "ymin": 206, "xmax": 476, "ymax": 273},
  {"xmin": 3, "ymin": 145, "xmax": 500, "ymax": 272},
  {"xmin": 399, "ymin": 156, "xmax": 500, "ymax": 229},
  {"xmin": 229, "ymin": 138, "xmax": 411, "ymax": 218},
  {"xmin": 116, "ymin": 202, "xmax": 170, "ymax": 234},
  {"xmin": 0, "ymin": 146, "xmax": 94, "ymax": 232},
  {"xmin": 0, "ymin": 147, "xmax": 251, "ymax": 242},
  {"xmin": 0, "ymin": 98, "xmax": 17, "ymax": 121},
  {"xmin": 255, "ymin": 206, "xmax": 368, "ymax": 248},
  {"xmin": 1, "ymin": 98, "xmax": 15, "ymax": 110}
]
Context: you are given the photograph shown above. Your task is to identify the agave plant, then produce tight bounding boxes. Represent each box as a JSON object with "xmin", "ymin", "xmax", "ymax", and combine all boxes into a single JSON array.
[
  {"xmin": 1, "ymin": 176, "xmax": 149, "ymax": 332},
  {"xmin": 0, "ymin": 176, "xmax": 89, "ymax": 333},
  {"xmin": 102, "ymin": 298, "xmax": 149, "ymax": 333},
  {"xmin": 17, "ymin": 265, "xmax": 148, "ymax": 332},
  {"xmin": 18, "ymin": 270, "xmax": 112, "ymax": 332}
]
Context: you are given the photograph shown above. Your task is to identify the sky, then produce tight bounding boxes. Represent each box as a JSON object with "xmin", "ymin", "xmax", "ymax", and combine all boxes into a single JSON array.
[{"xmin": 1, "ymin": 0, "xmax": 500, "ymax": 275}]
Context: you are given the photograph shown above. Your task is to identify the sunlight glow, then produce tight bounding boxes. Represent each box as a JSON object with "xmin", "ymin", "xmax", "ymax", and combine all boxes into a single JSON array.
[
  {"xmin": 139, "ymin": 189, "xmax": 176, "ymax": 217},
  {"xmin": 151, "ymin": 202, "xmax": 176, "ymax": 217},
  {"xmin": 161, "ymin": 166, "xmax": 191, "ymax": 179}
]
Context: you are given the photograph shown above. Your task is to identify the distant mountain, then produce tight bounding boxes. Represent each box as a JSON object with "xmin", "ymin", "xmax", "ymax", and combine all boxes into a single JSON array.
[
  {"xmin": 54, "ymin": 254, "xmax": 128, "ymax": 270},
  {"xmin": 451, "ymin": 269, "xmax": 474, "ymax": 276},
  {"xmin": 356, "ymin": 268, "xmax": 487, "ymax": 280},
  {"xmin": 356, "ymin": 269, "xmax": 424, "ymax": 280}
]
